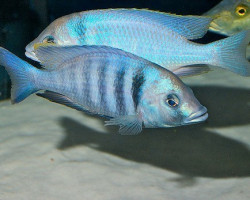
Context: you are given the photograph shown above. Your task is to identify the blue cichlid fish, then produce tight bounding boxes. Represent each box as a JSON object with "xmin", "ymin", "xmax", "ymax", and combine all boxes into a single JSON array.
[
  {"xmin": 25, "ymin": 9, "xmax": 250, "ymax": 76},
  {"xmin": 0, "ymin": 46, "xmax": 208, "ymax": 135}
]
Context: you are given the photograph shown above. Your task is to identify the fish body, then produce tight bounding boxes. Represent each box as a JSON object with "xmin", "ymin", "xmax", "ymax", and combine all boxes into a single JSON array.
[
  {"xmin": 25, "ymin": 9, "xmax": 250, "ymax": 76},
  {"xmin": 0, "ymin": 46, "xmax": 208, "ymax": 134}
]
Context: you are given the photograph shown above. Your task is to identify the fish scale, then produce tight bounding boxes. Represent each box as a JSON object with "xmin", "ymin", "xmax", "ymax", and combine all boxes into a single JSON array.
[
  {"xmin": 83, "ymin": 59, "xmax": 92, "ymax": 108},
  {"xmin": 69, "ymin": 11, "xmax": 202, "ymax": 68},
  {"xmin": 75, "ymin": 62, "xmax": 84, "ymax": 100},
  {"xmin": 114, "ymin": 67, "xmax": 126, "ymax": 115},
  {"xmin": 40, "ymin": 56, "xmax": 139, "ymax": 117},
  {"xmin": 89, "ymin": 61, "xmax": 100, "ymax": 107},
  {"xmin": 76, "ymin": 14, "xmax": 206, "ymax": 70},
  {"xmin": 98, "ymin": 60, "xmax": 108, "ymax": 115},
  {"xmin": 123, "ymin": 66, "xmax": 136, "ymax": 116}
]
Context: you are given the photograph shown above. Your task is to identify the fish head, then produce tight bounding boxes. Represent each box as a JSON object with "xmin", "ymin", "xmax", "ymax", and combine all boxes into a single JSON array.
[
  {"xmin": 204, "ymin": 0, "xmax": 250, "ymax": 36},
  {"xmin": 25, "ymin": 14, "xmax": 79, "ymax": 61},
  {"xmin": 139, "ymin": 73, "xmax": 208, "ymax": 128}
]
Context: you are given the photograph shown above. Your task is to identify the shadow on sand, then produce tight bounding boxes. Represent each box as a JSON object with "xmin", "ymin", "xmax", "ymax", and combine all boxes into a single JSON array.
[{"xmin": 57, "ymin": 86, "xmax": 250, "ymax": 178}]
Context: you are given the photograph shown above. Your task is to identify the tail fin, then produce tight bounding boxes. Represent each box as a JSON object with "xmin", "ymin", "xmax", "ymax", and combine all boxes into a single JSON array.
[
  {"xmin": 0, "ymin": 47, "xmax": 38, "ymax": 104},
  {"xmin": 209, "ymin": 30, "xmax": 250, "ymax": 76}
]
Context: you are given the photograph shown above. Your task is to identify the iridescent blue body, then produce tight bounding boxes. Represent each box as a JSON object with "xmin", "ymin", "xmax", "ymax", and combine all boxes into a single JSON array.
[
  {"xmin": 0, "ymin": 46, "xmax": 208, "ymax": 134},
  {"xmin": 36, "ymin": 47, "xmax": 157, "ymax": 118},
  {"xmin": 26, "ymin": 9, "xmax": 250, "ymax": 76}
]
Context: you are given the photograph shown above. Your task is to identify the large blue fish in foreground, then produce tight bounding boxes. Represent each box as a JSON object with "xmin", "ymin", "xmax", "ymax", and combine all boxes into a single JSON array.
[
  {"xmin": 0, "ymin": 46, "xmax": 208, "ymax": 134},
  {"xmin": 25, "ymin": 9, "xmax": 250, "ymax": 76}
]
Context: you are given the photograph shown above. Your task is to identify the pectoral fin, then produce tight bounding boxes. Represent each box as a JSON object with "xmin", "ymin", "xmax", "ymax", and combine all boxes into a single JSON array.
[
  {"xmin": 173, "ymin": 65, "xmax": 211, "ymax": 77},
  {"xmin": 105, "ymin": 115, "xmax": 143, "ymax": 135}
]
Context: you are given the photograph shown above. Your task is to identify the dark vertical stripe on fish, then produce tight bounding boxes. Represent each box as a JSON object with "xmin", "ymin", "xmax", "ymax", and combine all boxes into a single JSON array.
[
  {"xmin": 132, "ymin": 70, "xmax": 145, "ymax": 109},
  {"xmin": 75, "ymin": 18, "xmax": 86, "ymax": 44},
  {"xmin": 98, "ymin": 59, "xmax": 108, "ymax": 114},
  {"xmin": 83, "ymin": 58, "xmax": 92, "ymax": 107},
  {"xmin": 71, "ymin": 63, "xmax": 77, "ymax": 99},
  {"xmin": 115, "ymin": 67, "xmax": 126, "ymax": 115}
]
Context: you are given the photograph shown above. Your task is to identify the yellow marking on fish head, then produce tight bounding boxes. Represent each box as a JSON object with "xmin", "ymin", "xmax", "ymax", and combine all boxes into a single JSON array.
[
  {"xmin": 34, "ymin": 35, "xmax": 56, "ymax": 50},
  {"xmin": 33, "ymin": 42, "xmax": 56, "ymax": 50}
]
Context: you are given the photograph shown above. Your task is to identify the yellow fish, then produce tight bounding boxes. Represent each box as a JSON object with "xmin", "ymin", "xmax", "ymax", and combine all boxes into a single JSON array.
[
  {"xmin": 204, "ymin": 0, "xmax": 250, "ymax": 36},
  {"xmin": 204, "ymin": 0, "xmax": 250, "ymax": 59}
]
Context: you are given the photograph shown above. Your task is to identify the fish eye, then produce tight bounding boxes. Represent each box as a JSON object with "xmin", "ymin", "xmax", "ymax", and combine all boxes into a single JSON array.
[
  {"xmin": 42, "ymin": 35, "xmax": 55, "ymax": 44},
  {"xmin": 166, "ymin": 94, "xmax": 179, "ymax": 108},
  {"xmin": 235, "ymin": 5, "xmax": 248, "ymax": 16}
]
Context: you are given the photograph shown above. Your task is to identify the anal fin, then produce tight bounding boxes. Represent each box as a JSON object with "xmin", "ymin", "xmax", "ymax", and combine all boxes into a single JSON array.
[
  {"xmin": 37, "ymin": 91, "xmax": 90, "ymax": 113},
  {"xmin": 38, "ymin": 91, "xmax": 143, "ymax": 135}
]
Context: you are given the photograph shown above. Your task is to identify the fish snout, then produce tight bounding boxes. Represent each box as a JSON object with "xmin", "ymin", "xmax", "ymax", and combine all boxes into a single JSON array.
[
  {"xmin": 184, "ymin": 106, "xmax": 208, "ymax": 124},
  {"xmin": 25, "ymin": 42, "xmax": 39, "ymax": 61},
  {"xmin": 25, "ymin": 50, "xmax": 39, "ymax": 62}
]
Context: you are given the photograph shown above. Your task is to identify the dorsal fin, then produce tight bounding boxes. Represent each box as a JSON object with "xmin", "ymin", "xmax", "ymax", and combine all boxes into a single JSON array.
[
  {"xmin": 35, "ymin": 45, "xmax": 143, "ymax": 70},
  {"xmin": 121, "ymin": 9, "xmax": 213, "ymax": 39},
  {"xmin": 83, "ymin": 9, "xmax": 212, "ymax": 40}
]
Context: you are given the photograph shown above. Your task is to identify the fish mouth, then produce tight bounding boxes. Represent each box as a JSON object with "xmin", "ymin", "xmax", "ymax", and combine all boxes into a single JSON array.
[
  {"xmin": 208, "ymin": 18, "xmax": 230, "ymax": 36},
  {"xmin": 184, "ymin": 107, "xmax": 208, "ymax": 124},
  {"xmin": 209, "ymin": 21, "xmax": 220, "ymax": 32},
  {"xmin": 25, "ymin": 51, "xmax": 40, "ymax": 62},
  {"xmin": 208, "ymin": 19, "xmax": 226, "ymax": 34}
]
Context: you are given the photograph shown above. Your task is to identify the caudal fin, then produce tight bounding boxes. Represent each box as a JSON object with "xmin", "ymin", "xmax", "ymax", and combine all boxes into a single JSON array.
[
  {"xmin": 0, "ymin": 47, "xmax": 38, "ymax": 104},
  {"xmin": 209, "ymin": 30, "xmax": 250, "ymax": 76}
]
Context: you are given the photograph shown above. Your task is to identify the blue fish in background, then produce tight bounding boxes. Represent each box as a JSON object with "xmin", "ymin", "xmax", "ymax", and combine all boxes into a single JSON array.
[
  {"xmin": 25, "ymin": 9, "xmax": 250, "ymax": 76},
  {"xmin": 0, "ymin": 46, "xmax": 208, "ymax": 134}
]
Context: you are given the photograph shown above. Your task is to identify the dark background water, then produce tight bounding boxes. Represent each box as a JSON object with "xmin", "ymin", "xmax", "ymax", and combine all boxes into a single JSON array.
[{"xmin": 0, "ymin": 0, "xmax": 222, "ymax": 101}]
